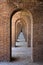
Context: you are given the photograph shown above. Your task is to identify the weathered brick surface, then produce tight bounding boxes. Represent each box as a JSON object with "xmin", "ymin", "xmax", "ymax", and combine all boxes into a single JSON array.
[
  {"xmin": 0, "ymin": 0, "xmax": 43, "ymax": 62},
  {"xmin": 0, "ymin": 1, "xmax": 10, "ymax": 61},
  {"xmin": 33, "ymin": 7, "xmax": 43, "ymax": 61}
]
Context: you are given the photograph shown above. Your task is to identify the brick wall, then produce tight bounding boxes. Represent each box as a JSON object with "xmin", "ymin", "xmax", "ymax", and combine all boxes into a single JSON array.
[
  {"xmin": 0, "ymin": 0, "xmax": 43, "ymax": 62},
  {"xmin": 33, "ymin": 6, "xmax": 43, "ymax": 62},
  {"xmin": 0, "ymin": 1, "xmax": 10, "ymax": 61}
]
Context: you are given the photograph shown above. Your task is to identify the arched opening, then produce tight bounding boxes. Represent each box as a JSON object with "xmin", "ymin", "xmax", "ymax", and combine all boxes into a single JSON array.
[
  {"xmin": 15, "ymin": 19, "xmax": 28, "ymax": 47},
  {"xmin": 10, "ymin": 9, "xmax": 33, "ymax": 62}
]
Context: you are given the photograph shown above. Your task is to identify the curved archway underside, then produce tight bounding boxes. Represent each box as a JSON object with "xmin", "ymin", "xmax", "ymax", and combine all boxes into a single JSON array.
[{"xmin": 12, "ymin": 10, "xmax": 33, "ymax": 48}]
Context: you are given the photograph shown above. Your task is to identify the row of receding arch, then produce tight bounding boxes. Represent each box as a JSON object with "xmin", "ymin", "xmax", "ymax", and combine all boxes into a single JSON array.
[{"xmin": 11, "ymin": 9, "xmax": 33, "ymax": 48}]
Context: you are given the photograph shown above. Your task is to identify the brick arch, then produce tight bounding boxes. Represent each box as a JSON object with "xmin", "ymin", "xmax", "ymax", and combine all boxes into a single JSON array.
[
  {"xmin": 15, "ymin": 18, "xmax": 27, "ymax": 42},
  {"xmin": 10, "ymin": 8, "xmax": 33, "ymax": 61}
]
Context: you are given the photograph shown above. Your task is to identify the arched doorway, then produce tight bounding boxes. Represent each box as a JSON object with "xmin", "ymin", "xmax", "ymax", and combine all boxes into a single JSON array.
[
  {"xmin": 15, "ymin": 18, "xmax": 28, "ymax": 47},
  {"xmin": 10, "ymin": 9, "xmax": 33, "ymax": 61}
]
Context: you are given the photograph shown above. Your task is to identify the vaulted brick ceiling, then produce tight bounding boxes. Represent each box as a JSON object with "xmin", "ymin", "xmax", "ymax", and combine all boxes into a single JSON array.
[
  {"xmin": 9, "ymin": 0, "xmax": 42, "ymax": 2},
  {"xmin": 9, "ymin": 0, "xmax": 43, "ymax": 9}
]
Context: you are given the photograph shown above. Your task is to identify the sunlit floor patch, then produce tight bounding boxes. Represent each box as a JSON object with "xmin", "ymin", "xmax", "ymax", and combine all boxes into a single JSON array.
[{"xmin": 12, "ymin": 47, "xmax": 32, "ymax": 62}]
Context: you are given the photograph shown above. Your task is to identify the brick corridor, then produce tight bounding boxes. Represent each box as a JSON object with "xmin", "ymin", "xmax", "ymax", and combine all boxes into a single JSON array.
[{"xmin": 12, "ymin": 32, "xmax": 31, "ymax": 62}]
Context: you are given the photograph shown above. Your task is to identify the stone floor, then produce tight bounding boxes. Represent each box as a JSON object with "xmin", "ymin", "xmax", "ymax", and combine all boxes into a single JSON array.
[
  {"xmin": 12, "ymin": 47, "xmax": 32, "ymax": 62},
  {"xmin": 0, "ymin": 62, "xmax": 43, "ymax": 65},
  {"xmin": 0, "ymin": 47, "xmax": 43, "ymax": 65}
]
